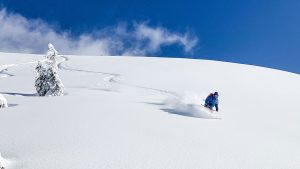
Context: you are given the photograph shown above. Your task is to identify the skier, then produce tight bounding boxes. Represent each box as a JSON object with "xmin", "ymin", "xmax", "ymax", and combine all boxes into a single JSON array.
[{"xmin": 204, "ymin": 92, "xmax": 219, "ymax": 111}]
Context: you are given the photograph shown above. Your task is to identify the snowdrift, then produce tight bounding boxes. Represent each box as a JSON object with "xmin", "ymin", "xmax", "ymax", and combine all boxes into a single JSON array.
[{"xmin": 0, "ymin": 52, "xmax": 300, "ymax": 169}]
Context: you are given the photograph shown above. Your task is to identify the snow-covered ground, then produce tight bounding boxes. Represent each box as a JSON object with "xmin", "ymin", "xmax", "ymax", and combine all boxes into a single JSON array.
[{"xmin": 0, "ymin": 52, "xmax": 299, "ymax": 169}]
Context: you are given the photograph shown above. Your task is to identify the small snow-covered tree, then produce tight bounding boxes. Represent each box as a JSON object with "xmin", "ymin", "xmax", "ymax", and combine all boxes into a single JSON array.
[
  {"xmin": 45, "ymin": 64, "xmax": 64, "ymax": 96},
  {"xmin": 46, "ymin": 43, "xmax": 58, "ymax": 69},
  {"xmin": 47, "ymin": 43, "xmax": 58, "ymax": 62},
  {"xmin": 35, "ymin": 44, "xmax": 64, "ymax": 96},
  {"xmin": 35, "ymin": 61, "xmax": 50, "ymax": 96},
  {"xmin": 0, "ymin": 94, "xmax": 8, "ymax": 108}
]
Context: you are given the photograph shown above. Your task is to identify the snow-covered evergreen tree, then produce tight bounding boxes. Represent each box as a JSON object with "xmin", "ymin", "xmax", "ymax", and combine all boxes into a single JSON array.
[
  {"xmin": 0, "ymin": 94, "xmax": 8, "ymax": 108},
  {"xmin": 35, "ymin": 44, "xmax": 64, "ymax": 96},
  {"xmin": 46, "ymin": 43, "xmax": 58, "ymax": 69},
  {"xmin": 46, "ymin": 43, "xmax": 58, "ymax": 61},
  {"xmin": 45, "ymin": 64, "xmax": 64, "ymax": 96},
  {"xmin": 35, "ymin": 61, "xmax": 50, "ymax": 96}
]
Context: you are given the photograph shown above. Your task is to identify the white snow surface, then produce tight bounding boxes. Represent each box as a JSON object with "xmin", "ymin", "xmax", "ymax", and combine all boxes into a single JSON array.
[
  {"xmin": 0, "ymin": 94, "xmax": 8, "ymax": 108},
  {"xmin": 0, "ymin": 52, "xmax": 300, "ymax": 169}
]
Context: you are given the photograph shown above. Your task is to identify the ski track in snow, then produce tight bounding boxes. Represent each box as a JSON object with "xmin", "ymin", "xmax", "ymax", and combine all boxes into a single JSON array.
[
  {"xmin": 57, "ymin": 55, "xmax": 220, "ymax": 119},
  {"xmin": 58, "ymin": 55, "xmax": 179, "ymax": 98},
  {"xmin": 57, "ymin": 56, "xmax": 119, "ymax": 76},
  {"xmin": 0, "ymin": 69, "xmax": 14, "ymax": 78},
  {"xmin": 0, "ymin": 64, "xmax": 16, "ymax": 78},
  {"xmin": 0, "ymin": 59, "xmax": 47, "ymax": 79},
  {"xmin": 1, "ymin": 53, "xmax": 299, "ymax": 169},
  {"xmin": 0, "ymin": 55, "xmax": 220, "ymax": 119}
]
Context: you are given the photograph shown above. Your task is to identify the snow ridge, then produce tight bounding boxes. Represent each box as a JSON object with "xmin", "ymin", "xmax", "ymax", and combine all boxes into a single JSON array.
[
  {"xmin": 58, "ymin": 55, "xmax": 180, "ymax": 98},
  {"xmin": 1, "ymin": 53, "xmax": 299, "ymax": 169},
  {"xmin": 57, "ymin": 55, "xmax": 218, "ymax": 119}
]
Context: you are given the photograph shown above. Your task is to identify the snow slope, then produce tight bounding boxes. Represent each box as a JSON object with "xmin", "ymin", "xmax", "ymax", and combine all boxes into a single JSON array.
[{"xmin": 0, "ymin": 52, "xmax": 300, "ymax": 169}]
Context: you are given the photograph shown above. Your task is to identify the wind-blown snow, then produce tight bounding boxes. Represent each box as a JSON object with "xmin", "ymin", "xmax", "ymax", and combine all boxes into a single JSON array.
[{"xmin": 0, "ymin": 52, "xmax": 300, "ymax": 169}]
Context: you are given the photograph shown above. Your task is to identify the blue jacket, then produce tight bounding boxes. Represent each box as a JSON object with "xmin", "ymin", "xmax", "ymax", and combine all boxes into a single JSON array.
[{"xmin": 205, "ymin": 94, "xmax": 219, "ymax": 111}]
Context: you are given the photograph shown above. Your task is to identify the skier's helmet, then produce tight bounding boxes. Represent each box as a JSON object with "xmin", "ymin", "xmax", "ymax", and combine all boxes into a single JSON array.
[{"xmin": 214, "ymin": 92, "xmax": 219, "ymax": 96}]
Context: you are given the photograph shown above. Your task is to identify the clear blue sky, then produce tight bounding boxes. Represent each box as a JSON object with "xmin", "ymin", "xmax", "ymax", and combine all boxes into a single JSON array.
[{"xmin": 1, "ymin": 0, "xmax": 300, "ymax": 74}]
